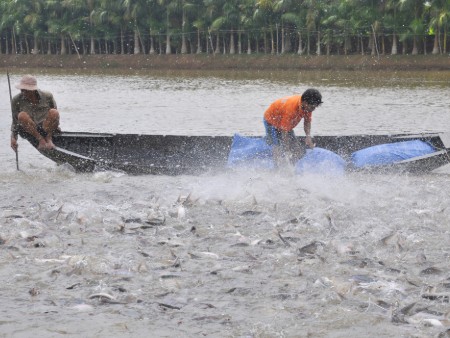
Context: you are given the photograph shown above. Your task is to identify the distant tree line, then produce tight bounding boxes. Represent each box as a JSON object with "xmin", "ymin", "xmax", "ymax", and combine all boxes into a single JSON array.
[{"xmin": 0, "ymin": 0, "xmax": 449, "ymax": 56}]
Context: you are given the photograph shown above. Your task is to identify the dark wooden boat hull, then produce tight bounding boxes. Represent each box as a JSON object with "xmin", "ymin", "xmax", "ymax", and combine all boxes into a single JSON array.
[{"xmin": 36, "ymin": 132, "xmax": 450, "ymax": 175}]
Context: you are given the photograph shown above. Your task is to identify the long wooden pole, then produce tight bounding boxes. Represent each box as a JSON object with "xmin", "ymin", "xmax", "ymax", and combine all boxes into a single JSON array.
[{"xmin": 7, "ymin": 70, "xmax": 19, "ymax": 171}]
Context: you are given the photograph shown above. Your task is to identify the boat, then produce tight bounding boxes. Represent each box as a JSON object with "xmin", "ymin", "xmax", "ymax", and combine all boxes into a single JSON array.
[{"xmin": 30, "ymin": 131, "xmax": 450, "ymax": 175}]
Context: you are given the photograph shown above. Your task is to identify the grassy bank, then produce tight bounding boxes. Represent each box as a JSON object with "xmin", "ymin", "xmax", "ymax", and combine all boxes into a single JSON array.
[{"xmin": 1, "ymin": 54, "xmax": 449, "ymax": 71}]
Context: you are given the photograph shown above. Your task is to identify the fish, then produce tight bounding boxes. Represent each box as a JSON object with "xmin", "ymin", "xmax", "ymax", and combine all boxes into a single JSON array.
[
  {"xmin": 157, "ymin": 302, "xmax": 182, "ymax": 310},
  {"xmin": 421, "ymin": 293, "xmax": 450, "ymax": 303},
  {"xmin": 326, "ymin": 214, "xmax": 338, "ymax": 234},
  {"xmin": 420, "ymin": 266, "xmax": 443, "ymax": 275},
  {"xmin": 188, "ymin": 252, "xmax": 219, "ymax": 259},
  {"xmin": 240, "ymin": 210, "xmax": 262, "ymax": 216},
  {"xmin": 177, "ymin": 192, "xmax": 198, "ymax": 207},
  {"xmin": 380, "ymin": 231, "xmax": 404, "ymax": 251},
  {"xmin": 406, "ymin": 311, "xmax": 450, "ymax": 327},
  {"xmin": 298, "ymin": 240, "xmax": 326, "ymax": 256},
  {"xmin": 276, "ymin": 231, "xmax": 291, "ymax": 247}
]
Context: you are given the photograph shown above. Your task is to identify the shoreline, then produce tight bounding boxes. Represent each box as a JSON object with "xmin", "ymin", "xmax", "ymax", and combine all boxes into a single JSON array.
[{"xmin": 1, "ymin": 54, "xmax": 449, "ymax": 71}]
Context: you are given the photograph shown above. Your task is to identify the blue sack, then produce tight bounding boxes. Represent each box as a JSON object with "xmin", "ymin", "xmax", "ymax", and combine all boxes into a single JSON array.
[
  {"xmin": 295, "ymin": 148, "xmax": 347, "ymax": 176},
  {"xmin": 351, "ymin": 140, "xmax": 435, "ymax": 168},
  {"xmin": 227, "ymin": 134, "xmax": 274, "ymax": 169}
]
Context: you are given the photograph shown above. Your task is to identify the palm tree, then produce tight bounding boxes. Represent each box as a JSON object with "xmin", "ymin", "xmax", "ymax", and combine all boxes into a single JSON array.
[
  {"xmin": 122, "ymin": 0, "xmax": 149, "ymax": 54},
  {"xmin": 239, "ymin": 0, "xmax": 256, "ymax": 53},
  {"xmin": 383, "ymin": 0, "xmax": 401, "ymax": 55},
  {"xmin": 254, "ymin": 0, "xmax": 278, "ymax": 54},
  {"xmin": 21, "ymin": 0, "xmax": 46, "ymax": 54},
  {"xmin": 210, "ymin": 0, "xmax": 241, "ymax": 54},
  {"xmin": 399, "ymin": 0, "xmax": 425, "ymax": 54},
  {"xmin": 428, "ymin": 0, "xmax": 450, "ymax": 54}
]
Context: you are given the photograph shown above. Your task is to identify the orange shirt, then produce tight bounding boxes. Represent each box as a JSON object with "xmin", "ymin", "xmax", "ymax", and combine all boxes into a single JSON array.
[{"xmin": 263, "ymin": 95, "xmax": 312, "ymax": 131}]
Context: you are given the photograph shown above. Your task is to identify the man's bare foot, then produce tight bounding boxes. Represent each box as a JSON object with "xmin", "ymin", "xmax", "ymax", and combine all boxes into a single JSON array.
[
  {"xmin": 37, "ymin": 138, "xmax": 48, "ymax": 150},
  {"xmin": 45, "ymin": 138, "xmax": 55, "ymax": 149},
  {"xmin": 37, "ymin": 138, "xmax": 55, "ymax": 150}
]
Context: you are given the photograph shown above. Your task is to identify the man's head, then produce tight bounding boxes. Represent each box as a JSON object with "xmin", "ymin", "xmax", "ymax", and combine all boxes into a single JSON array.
[
  {"xmin": 302, "ymin": 88, "xmax": 322, "ymax": 106},
  {"xmin": 301, "ymin": 88, "xmax": 323, "ymax": 113},
  {"xmin": 16, "ymin": 75, "xmax": 38, "ymax": 91}
]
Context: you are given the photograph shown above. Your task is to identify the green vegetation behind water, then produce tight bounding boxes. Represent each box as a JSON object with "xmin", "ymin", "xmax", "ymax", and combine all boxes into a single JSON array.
[{"xmin": 0, "ymin": 0, "xmax": 449, "ymax": 57}]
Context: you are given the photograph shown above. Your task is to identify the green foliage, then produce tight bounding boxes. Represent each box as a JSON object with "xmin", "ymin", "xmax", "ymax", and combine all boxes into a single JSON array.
[{"xmin": 0, "ymin": 0, "xmax": 448, "ymax": 54}]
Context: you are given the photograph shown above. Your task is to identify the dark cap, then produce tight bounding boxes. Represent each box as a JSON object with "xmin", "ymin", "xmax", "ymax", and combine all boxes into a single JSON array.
[{"xmin": 302, "ymin": 88, "xmax": 323, "ymax": 106}]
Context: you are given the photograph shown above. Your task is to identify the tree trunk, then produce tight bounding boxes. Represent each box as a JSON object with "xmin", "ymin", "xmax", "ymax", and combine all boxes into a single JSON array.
[
  {"xmin": 391, "ymin": 33, "xmax": 398, "ymax": 55},
  {"xmin": 281, "ymin": 26, "xmax": 285, "ymax": 54},
  {"xmin": 21, "ymin": 36, "xmax": 27, "ymax": 54},
  {"xmin": 238, "ymin": 32, "xmax": 242, "ymax": 54},
  {"xmin": 432, "ymin": 32, "xmax": 439, "ymax": 54},
  {"xmin": 443, "ymin": 29, "xmax": 447, "ymax": 54},
  {"xmin": 181, "ymin": 10, "xmax": 187, "ymax": 54},
  {"xmin": 263, "ymin": 30, "xmax": 267, "ymax": 54},
  {"xmin": 284, "ymin": 28, "xmax": 292, "ymax": 53},
  {"xmin": 181, "ymin": 33, "xmax": 187, "ymax": 54},
  {"xmin": 60, "ymin": 35, "xmax": 66, "ymax": 55},
  {"xmin": 134, "ymin": 29, "xmax": 141, "ymax": 54},
  {"xmin": 316, "ymin": 30, "xmax": 321, "ymax": 55},
  {"xmin": 149, "ymin": 35, "xmax": 155, "ymax": 54},
  {"xmin": 271, "ymin": 30, "xmax": 275, "ymax": 55},
  {"xmin": 223, "ymin": 33, "xmax": 226, "ymax": 54},
  {"xmin": 165, "ymin": 33, "xmax": 171, "ymax": 54},
  {"xmin": 114, "ymin": 39, "xmax": 118, "ymax": 54},
  {"xmin": 32, "ymin": 36, "xmax": 39, "ymax": 54},
  {"xmin": 121, "ymin": 28, "xmax": 125, "ymax": 54},
  {"xmin": 344, "ymin": 35, "xmax": 350, "ymax": 55},
  {"xmin": 5, "ymin": 34, "xmax": 10, "ymax": 54},
  {"xmin": 47, "ymin": 40, "xmax": 52, "ymax": 55},
  {"xmin": 229, "ymin": 31, "xmax": 235, "ymax": 54},
  {"xmin": 90, "ymin": 36, "xmax": 95, "ymax": 54},
  {"xmin": 215, "ymin": 33, "xmax": 220, "ymax": 54},
  {"xmin": 247, "ymin": 34, "xmax": 251, "ymax": 54},
  {"xmin": 297, "ymin": 32, "xmax": 303, "ymax": 55},
  {"xmin": 411, "ymin": 37, "xmax": 418, "ymax": 55},
  {"xmin": 368, "ymin": 35, "xmax": 375, "ymax": 55},
  {"xmin": 307, "ymin": 31, "xmax": 310, "ymax": 55},
  {"xmin": 197, "ymin": 29, "xmax": 202, "ymax": 54},
  {"xmin": 360, "ymin": 35, "xmax": 364, "ymax": 55},
  {"xmin": 12, "ymin": 27, "xmax": 17, "ymax": 54}
]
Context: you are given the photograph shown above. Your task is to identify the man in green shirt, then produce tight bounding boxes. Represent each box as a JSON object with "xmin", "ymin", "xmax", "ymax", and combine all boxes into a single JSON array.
[{"xmin": 10, "ymin": 75, "xmax": 60, "ymax": 151}]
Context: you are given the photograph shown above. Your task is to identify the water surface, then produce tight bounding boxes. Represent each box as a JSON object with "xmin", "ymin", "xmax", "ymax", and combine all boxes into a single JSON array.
[{"xmin": 0, "ymin": 69, "xmax": 449, "ymax": 337}]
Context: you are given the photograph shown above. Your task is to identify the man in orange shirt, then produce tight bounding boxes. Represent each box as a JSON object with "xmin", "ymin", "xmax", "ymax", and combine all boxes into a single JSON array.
[{"xmin": 263, "ymin": 88, "xmax": 322, "ymax": 166}]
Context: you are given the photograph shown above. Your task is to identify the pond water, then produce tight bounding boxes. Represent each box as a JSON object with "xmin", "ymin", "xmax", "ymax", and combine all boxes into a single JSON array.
[{"xmin": 0, "ymin": 69, "xmax": 449, "ymax": 337}]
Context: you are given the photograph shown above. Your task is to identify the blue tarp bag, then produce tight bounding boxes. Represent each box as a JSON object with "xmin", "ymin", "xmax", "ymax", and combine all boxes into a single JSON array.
[
  {"xmin": 351, "ymin": 140, "xmax": 435, "ymax": 168},
  {"xmin": 227, "ymin": 134, "xmax": 274, "ymax": 169},
  {"xmin": 295, "ymin": 148, "xmax": 347, "ymax": 176}
]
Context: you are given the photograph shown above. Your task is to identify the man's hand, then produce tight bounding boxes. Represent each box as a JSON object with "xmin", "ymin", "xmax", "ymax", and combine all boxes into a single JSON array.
[
  {"xmin": 305, "ymin": 136, "xmax": 315, "ymax": 149},
  {"xmin": 11, "ymin": 137, "xmax": 18, "ymax": 152}
]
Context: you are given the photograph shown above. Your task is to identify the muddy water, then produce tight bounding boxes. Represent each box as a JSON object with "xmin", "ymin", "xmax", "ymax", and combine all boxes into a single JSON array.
[{"xmin": 0, "ymin": 69, "xmax": 449, "ymax": 337}]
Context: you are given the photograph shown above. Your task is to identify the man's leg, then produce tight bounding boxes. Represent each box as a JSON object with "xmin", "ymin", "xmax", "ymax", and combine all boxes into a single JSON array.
[
  {"xmin": 289, "ymin": 133, "xmax": 306, "ymax": 164},
  {"xmin": 264, "ymin": 120, "xmax": 284, "ymax": 167},
  {"xmin": 42, "ymin": 109, "xmax": 60, "ymax": 149},
  {"xmin": 17, "ymin": 112, "xmax": 48, "ymax": 150}
]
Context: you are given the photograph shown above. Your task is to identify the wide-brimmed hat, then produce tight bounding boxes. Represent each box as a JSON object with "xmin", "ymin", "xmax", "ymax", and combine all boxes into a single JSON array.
[{"xmin": 15, "ymin": 74, "xmax": 38, "ymax": 91}]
